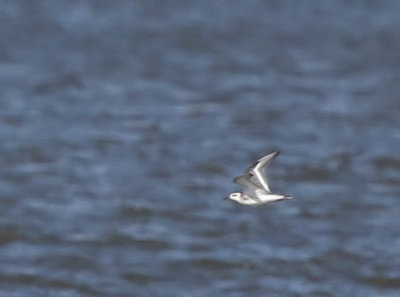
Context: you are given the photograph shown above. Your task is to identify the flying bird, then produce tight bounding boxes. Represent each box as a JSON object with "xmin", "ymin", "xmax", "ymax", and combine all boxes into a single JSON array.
[{"xmin": 227, "ymin": 151, "xmax": 292, "ymax": 206}]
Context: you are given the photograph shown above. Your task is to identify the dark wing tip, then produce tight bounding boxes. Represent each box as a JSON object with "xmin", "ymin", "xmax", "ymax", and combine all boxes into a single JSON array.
[
  {"xmin": 271, "ymin": 150, "xmax": 280, "ymax": 157},
  {"xmin": 260, "ymin": 150, "xmax": 280, "ymax": 161}
]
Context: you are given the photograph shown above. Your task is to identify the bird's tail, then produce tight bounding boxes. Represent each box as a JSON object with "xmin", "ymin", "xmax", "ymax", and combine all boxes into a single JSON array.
[{"xmin": 277, "ymin": 195, "xmax": 292, "ymax": 201}]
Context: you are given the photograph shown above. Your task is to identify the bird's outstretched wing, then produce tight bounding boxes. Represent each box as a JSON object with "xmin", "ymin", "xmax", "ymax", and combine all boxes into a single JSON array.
[
  {"xmin": 233, "ymin": 175, "xmax": 258, "ymax": 197},
  {"xmin": 244, "ymin": 151, "xmax": 279, "ymax": 193}
]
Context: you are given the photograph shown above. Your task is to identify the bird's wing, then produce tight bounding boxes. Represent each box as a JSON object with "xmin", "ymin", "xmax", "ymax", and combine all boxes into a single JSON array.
[
  {"xmin": 233, "ymin": 175, "xmax": 259, "ymax": 197},
  {"xmin": 244, "ymin": 151, "xmax": 279, "ymax": 193}
]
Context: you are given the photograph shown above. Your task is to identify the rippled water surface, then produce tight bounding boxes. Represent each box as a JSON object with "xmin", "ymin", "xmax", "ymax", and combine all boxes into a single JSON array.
[{"xmin": 0, "ymin": 1, "xmax": 399, "ymax": 296}]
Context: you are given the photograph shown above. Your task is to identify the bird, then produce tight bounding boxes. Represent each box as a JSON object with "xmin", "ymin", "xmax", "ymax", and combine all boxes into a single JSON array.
[{"xmin": 227, "ymin": 151, "xmax": 292, "ymax": 206}]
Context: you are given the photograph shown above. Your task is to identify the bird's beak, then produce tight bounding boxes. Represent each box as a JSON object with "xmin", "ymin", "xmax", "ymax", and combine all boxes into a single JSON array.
[{"xmin": 223, "ymin": 196, "xmax": 229, "ymax": 200}]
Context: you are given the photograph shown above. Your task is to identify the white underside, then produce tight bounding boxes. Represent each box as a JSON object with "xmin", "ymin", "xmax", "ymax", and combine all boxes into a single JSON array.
[{"xmin": 238, "ymin": 193, "xmax": 290, "ymax": 206}]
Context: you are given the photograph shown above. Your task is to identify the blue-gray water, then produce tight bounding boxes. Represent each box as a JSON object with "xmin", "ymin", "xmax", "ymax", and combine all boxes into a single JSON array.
[{"xmin": 1, "ymin": 1, "xmax": 399, "ymax": 296}]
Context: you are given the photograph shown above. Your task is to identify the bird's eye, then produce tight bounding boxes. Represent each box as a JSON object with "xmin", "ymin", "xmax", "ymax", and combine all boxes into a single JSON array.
[{"xmin": 248, "ymin": 172, "xmax": 254, "ymax": 177}]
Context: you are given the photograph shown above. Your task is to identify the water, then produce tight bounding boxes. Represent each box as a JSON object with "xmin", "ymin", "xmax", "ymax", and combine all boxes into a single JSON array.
[{"xmin": 0, "ymin": 1, "xmax": 399, "ymax": 296}]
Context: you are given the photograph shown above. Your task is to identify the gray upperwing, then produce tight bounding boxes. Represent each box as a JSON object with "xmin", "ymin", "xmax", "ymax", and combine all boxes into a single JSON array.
[
  {"xmin": 245, "ymin": 151, "xmax": 279, "ymax": 193},
  {"xmin": 233, "ymin": 175, "xmax": 258, "ymax": 196}
]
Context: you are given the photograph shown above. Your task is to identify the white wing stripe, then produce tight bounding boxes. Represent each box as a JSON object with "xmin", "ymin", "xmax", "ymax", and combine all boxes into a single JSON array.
[{"xmin": 249, "ymin": 151, "xmax": 279, "ymax": 193}]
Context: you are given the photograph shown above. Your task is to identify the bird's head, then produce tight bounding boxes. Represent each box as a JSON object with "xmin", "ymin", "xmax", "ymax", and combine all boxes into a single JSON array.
[{"xmin": 227, "ymin": 192, "xmax": 242, "ymax": 202}]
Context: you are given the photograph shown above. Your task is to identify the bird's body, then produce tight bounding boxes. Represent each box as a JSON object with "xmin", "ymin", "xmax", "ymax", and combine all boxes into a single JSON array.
[{"xmin": 228, "ymin": 151, "xmax": 292, "ymax": 206}]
